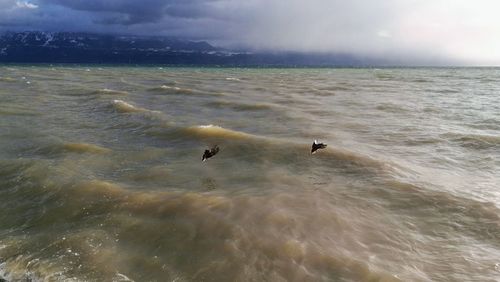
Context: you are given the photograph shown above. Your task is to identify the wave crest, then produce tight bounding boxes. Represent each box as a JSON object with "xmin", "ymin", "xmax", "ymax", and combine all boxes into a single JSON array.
[
  {"xmin": 109, "ymin": 100, "xmax": 162, "ymax": 116},
  {"xmin": 91, "ymin": 88, "xmax": 129, "ymax": 95},
  {"xmin": 149, "ymin": 85, "xmax": 193, "ymax": 94},
  {"xmin": 111, "ymin": 99, "xmax": 145, "ymax": 113},
  {"xmin": 184, "ymin": 125, "xmax": 254, "ymax": 140}
]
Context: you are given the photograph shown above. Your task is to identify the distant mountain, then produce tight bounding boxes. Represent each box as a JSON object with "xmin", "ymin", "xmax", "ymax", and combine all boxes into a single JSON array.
[
  {"xmin": 0, "ymin": 31, "xmax": 226, "ymax": 64},
  {"xmin": 0, "ymin": 31, "xmax": 217, "ymax": 51},
  {"xmin": 0, "ymin": 31, "xmax": 376, "ymax": 66}
]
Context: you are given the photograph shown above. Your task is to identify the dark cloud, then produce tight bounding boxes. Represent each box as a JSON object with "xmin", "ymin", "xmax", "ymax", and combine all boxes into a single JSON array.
[
  {"xmin": 40, "ymin": 0, "xmax": 216, "ymax": 24},
  {"xmin": 0, "ymin": 0, "xmax": 499, "ymax": 64},
  {"xmin": 42, "ymin": 0, "xmax": 167, "ymax": 24}
]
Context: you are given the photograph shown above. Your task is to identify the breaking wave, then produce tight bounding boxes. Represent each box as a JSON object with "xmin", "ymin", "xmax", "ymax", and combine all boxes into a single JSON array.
[
  {"xmin": 109, "ymin": 100, "xmax": 162, "ymax": 116},
  {"xmin": 183, "ymin": 125, "xmax": 255, "ymax": 140}
]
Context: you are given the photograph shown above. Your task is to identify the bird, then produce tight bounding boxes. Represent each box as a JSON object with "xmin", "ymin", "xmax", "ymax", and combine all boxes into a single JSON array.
[
  {"xmin": 202, "ymin": 145, "xmax": 220, "ymax": 161},
  {"xmin": 311, "ymin": 140, "xmax": 327, "ymax": 154}
]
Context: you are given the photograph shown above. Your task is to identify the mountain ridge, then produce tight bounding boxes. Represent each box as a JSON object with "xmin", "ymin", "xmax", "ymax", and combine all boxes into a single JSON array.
[{"xmin": 0, "ymin": 31, "xmax": 380, "ymax": 66}]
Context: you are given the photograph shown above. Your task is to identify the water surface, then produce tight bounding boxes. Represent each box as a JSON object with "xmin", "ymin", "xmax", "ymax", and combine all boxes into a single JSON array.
[{"xmin": 0, "ymin": 66, "xmax": 499, "ymax": 281}]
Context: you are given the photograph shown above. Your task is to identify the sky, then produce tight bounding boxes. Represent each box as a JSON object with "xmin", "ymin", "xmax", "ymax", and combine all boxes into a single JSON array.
[{"xmin": 1, "ymin": 0, "xmax": 500, "ymax": 65}]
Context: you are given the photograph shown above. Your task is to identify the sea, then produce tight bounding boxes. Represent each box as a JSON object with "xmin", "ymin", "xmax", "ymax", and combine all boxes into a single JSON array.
[{"xmin": 0, "ymin": 66, "xmax": 499, "ymax": 281}]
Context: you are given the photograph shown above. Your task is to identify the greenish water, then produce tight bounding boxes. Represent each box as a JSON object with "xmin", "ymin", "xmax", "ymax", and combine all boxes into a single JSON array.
[{"xmin": 0, "ymin": 66, "xmax": 499, "ymax": 281}]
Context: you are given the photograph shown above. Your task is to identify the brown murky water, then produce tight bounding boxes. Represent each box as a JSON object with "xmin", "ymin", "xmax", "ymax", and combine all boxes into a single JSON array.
[{"xmin": 0, "ymin": 66, "xmax": 499, "ymax": 281}]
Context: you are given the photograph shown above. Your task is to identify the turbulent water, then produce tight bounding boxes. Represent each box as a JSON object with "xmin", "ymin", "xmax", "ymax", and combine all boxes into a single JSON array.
[{"xmin": 0, "ymin": 66, "xmax": 499, "ymax": 282}]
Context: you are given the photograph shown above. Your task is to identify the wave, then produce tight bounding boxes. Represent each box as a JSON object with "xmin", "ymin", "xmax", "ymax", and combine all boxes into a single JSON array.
[
  {"xmin": 382, "ymin": 180, "xmax": 500, "ymax": 245},
  {"xmin": 0, "ymin": 232, "xmax": 135, "ymax": 282},
  {"xmin": 53, "ymin": 181, "xmax": 402, "ymax": 281},
  {"xmin": 0, "ymin": 159, "xmax": 44, "ymax": 186},
  {"xmin": 374, "ymin": 72, "xmax": 432, "ymax": 83},
  {"xmin": 89, "ymin": 99, "xmax": 171, "ymax": 135},
  {"xmin": 149, "ymin": 85, "xmax": 194, "ymax": 95},
  {"xmin": 374, "ymin": 72, "xmax": 395, "ymax": 80},
  {"xmin": 316, "ymin": 146, "xmax": 395, "ymax": 172},
  {"xmin": 253, "ymin": 87, "xmax": 267, "ymax": 91},
  {"xmin": 0, "ymin": 108, "xmax": 39, "ymax": 116},
  {"xmin": 183, "ymin": 125, "xmax": 255, "ymax": 140},
  {"xmin": 3, "ymin": 162, "xmax": 496, "ymax": 281},
  {"xmin": 441, "ymin": 132, "xmax": 500, "ymax": 149},
  {"xmin": 376, "ymin": 103, "xmax": 410, "ymax": 113},
  {"xmin": 145, "ymin": 122, "xmax": 398, "ymax": 175},
  {"xmin": 422, "ymin": 106, "xmax": 441, "ymax": 113},
  {"xmin": 308, "ymin": 88, "xmax": 336, "ymax": 96},
  {"xmin": 72, "ymin": 179, "xmax": 125, "ymax": 198},
  {"xmin": 111, "ymin": 99, "xmax": 144, "ymax": 113},
  {"xmin": 480, "ymin": 78, "xmax": 500, "ymax": 83},
  {"xmin": 18, "ymin": 142, "xmax": 112, "ymax": 159},
  {"xmin": 144, "ymin": 124, "xmax": 259, "ymax": 146},
  {"xmin": 205, "ymin": 100, "xmax": 272, "ymax": 111},
  {"xmin": 404, "ymin": 136, "xmax": 444, "ymax": 146},
  {"xmin": 0, "ymin": 260, "xmax": 67, "ymax": 282},
  {"xmin": 0, "ymin": 77, "xmax": 16, "ymax": 82},
  {"xmin": 148, "ymin": 85, "xmax": 225, "ymax": 97},
  {"xmin": 126, "ymin": 166, "xmax": 171, "ymax": 182},
  {"xmin": 412, "ymin": 78, "xmax": 432, "ymax": 83},
  {"xmin": 91, "ymin": 88, "xmax": 129, "ymax": 96},
  {"xmin": 62, "ymin": 142, "xmax": 111, "ymax": 154},
  {"xmin": 432, "ymin": 88, "xmax": 460, "ymax": 94},
  {"xmin": 110, "ymin": 99, "xmax": 161, "ymax": 115},
  {"xmin": 153, "ymin": 124, "xmax": 397, "ymax": 174},
  {"xmin": 119, "ymin": 77, "xmax": 153, "ymax": 88},
  {"xmin": 316, "ymin": 85, "xmax": 353, "ymax": 91},
  {"xmin": 467, "ymin": 119, "xmax": 500, "ymax": 131}
]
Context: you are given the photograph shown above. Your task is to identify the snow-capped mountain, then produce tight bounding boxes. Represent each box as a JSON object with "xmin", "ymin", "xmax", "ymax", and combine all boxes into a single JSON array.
[
  {"xmin": 0, "ymin": 31, "xmax": 217, "ymax": 52},
  {"xmin": 0, "ymin": 31, "xmax": 229, "ymax": 64},
  {"xmin": 0, "ymin": 31, "xmax": 371, "ymax": 66}
]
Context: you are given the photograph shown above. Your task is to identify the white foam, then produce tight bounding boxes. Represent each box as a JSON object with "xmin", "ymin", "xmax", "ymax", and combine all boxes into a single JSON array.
[
  {"xmin": 198, "ymin": 124, "xmax": 216, "ymax": 128},
  {"xmin": 115, "ymin": 272, "xmax": 135, "ymax": 281},
  {"xmin": 111, "ymin": 99, "xmax": 162, "ymax": 115},
  {"xmin": 96, "ymin": 88, "xmax": 128, "ymax": 95},
  {"xmin": 187, "ymin": 124, "xmax": 254, "ymax": 140},
  {"xmin": 0, "ymin": 262, "xmax": 10, "ymax": 282},
  {"xmin": 160, "ymin": 85, "xmax": 182, "ymax": 91},
  {"xmin": 113, "ymin": 99, "xmax": 136, "ymax": 109}
]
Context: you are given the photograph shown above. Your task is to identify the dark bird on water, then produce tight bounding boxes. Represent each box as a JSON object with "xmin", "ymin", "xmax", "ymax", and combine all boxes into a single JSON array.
[
  {"xmin": 202, "ymin": 145, "xmax": 219, "ymax": 161},
  {"xmin": 311, "ymin": 140, "xmax": 327, "ymax": 154}
]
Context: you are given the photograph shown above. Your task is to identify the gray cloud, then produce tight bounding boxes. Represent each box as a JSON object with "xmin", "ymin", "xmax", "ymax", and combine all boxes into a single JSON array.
[
  {"xmin": 1, "ymin": 0, "xmax": 499, "ymax": 65},
  {"xmin": 39, "ymin": 0, "xmax": 218, "ymax": 24},
  {"xmin": 42, "ymin": 0, "xmax": 167, "ymax": 24}
]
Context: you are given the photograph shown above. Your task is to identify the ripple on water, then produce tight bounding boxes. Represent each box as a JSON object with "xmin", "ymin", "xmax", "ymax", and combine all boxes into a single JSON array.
[{"xmin": 441, "ymin": 132, "xmax": 500, "ymax": 150}]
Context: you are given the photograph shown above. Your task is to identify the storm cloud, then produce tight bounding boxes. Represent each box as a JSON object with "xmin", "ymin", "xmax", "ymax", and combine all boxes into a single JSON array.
[
  {"xmin": 39, "ymin": 0, "xmax": 218, "ymax": 24},
  {"xmin": 1, "ymin": 0, "xmax": 499, "ymax": 65}
]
